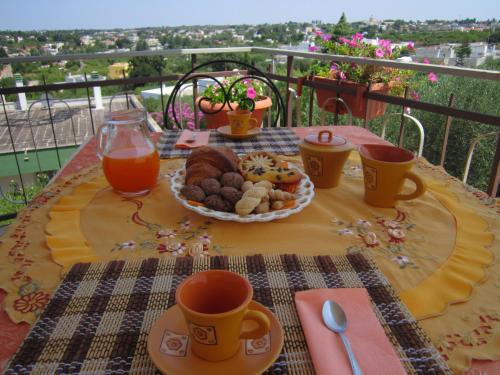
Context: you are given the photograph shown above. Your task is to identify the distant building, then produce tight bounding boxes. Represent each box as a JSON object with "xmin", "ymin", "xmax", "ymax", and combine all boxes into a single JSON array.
[
  {"xmin": 0, "ymin": 64, "xmax": 13, "ymax": 79},
  {"xmin": 145, "ymin": 38, "xmax": 159, "ymax": 47},
  {"xmin": 415, "ymin": 42, "xmax": 497, "ymax": 66},
  {"xmin": 80, "ymin": 35, "xmax": 94, "ymax": 46},
  {"xmin": 108, "ymin": 62, "xmax": 129, "ymax": 79}
]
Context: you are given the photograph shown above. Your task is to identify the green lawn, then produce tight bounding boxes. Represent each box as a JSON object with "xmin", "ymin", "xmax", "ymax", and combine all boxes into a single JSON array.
[{"xmin": 0, "ymin": 146, "xmax": 79, "ymax": 177}]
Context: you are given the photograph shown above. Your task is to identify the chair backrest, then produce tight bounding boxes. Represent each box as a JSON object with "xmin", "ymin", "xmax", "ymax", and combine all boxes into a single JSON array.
[{"xmin": 164, "ymin": 59, "xmax": 286, "ymax": 130}]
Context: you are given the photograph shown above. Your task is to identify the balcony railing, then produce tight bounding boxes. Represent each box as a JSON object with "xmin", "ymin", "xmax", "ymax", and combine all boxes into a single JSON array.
[{"xmin": 1, "ymin": 47, "xmax": 499, "ymax": 224}]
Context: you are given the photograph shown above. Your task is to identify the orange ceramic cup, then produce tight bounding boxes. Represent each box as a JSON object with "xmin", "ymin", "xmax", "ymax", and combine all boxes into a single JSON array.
[
  {"xmin": 359, "ymin": 144, "xmax": 426, "ymax": 208},
  {"xmin": 175, "ymin": 270, "xmax": 271, "ymax": 361},
  {"xmin": 227, "ymin": 110, "xmax": 258, "ymax": 135}
]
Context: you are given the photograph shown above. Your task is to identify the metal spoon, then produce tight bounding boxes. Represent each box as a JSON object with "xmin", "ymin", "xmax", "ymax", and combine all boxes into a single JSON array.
[{"xmin": 322, "ymin": 300, "xmax": 363, "ymax": 375}]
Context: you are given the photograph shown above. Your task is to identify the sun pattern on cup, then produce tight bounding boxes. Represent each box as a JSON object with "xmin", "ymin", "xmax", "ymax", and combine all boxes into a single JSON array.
[{"xmin": 189, "ymin": 323, "xmax": 217, "ymax": 345}]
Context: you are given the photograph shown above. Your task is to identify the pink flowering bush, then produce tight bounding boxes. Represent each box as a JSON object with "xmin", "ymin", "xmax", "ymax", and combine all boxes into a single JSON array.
[
  {"xmin": 202, "ymin": 75, "xmax": 265, "ymax": 111},
  {"xmin": 151, "ymin": 104, "xmax": 204, "ymax": 130}
]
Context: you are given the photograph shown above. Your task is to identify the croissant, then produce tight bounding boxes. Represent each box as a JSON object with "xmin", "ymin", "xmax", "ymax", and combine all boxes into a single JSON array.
[
  {"xmin": 185, "ymin": 163, "xmax": 222, "ymax": 186},
  {"xmin": 235, "ymin": 197, "xmax": 261, "ymax": 215},
  {"xmin": 186, "ymin": 146, "xmax": 239, "ymax": 173},
  {"xmin": 242, "ymin": 187, "xmax": 268, "ymax": 200},
  {"xmin": 268, "ymin": 189, "xmax": 295, "ymax": 201}
]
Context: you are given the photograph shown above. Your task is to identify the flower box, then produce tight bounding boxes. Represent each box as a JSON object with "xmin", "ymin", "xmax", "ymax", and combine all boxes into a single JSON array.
[{"xmin": 314, "ymin": 76, "xmax": 390, "ymax": 121}]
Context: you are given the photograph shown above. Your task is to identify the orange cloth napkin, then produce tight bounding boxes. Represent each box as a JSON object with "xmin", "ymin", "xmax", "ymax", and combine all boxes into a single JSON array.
[
  {"xmin": 174, "ymin": 130, "xmax": 210, "ymax": 149},
  {"xmin": 295, "ymin": 288, "xmax": 407, "ymax": 375}
]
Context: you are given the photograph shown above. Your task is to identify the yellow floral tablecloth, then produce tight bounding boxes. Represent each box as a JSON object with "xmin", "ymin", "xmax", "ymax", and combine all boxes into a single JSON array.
[{"xmin": 0, "ymin": 153, "xmax": 498, "ymax": 373}]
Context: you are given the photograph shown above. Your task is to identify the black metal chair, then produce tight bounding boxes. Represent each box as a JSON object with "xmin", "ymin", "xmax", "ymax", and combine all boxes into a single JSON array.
[{"xmin": 164, "ymin": 59, "xmax": 286, "ymax": 130}]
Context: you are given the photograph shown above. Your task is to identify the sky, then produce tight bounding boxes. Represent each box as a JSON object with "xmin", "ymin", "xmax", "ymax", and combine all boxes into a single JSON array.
[{"xmin": 0, "ymin": 0, "xmax": 499, "ymax": 30}]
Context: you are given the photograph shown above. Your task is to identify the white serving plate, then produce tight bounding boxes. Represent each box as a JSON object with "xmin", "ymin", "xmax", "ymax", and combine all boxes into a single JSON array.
[{"xmin": 170, "ymin": 165, "xmax": 315, "ymax": 223}]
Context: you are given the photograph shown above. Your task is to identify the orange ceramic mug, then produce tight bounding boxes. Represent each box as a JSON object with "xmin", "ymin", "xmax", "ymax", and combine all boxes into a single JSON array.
[
  {"xmin": 227, "ymin": 110, "xmax": 258, "ymax": 135},
  {"xmin": 359, "ymin": 144, "xmax": 426, "ymax": 208},
  {"xmin": 175, "ymin": 270, "xmax": 270, "ymax": 361}
]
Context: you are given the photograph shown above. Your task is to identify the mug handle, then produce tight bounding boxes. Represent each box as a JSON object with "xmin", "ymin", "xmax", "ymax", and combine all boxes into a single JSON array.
[
  {"xmin": 239, "ymin": 309, "xmax": 271, "ymax": 339},
  {"xmin": 96, "ymin": 125, "xmax": 107, "ymax": 161},
  {"xmin": 395, "ymin": 172, "xmax": 426, "ymax": 201},
  {"xmin": 248, "ymin": 118, "xmax": 259, "ymax": 129}
]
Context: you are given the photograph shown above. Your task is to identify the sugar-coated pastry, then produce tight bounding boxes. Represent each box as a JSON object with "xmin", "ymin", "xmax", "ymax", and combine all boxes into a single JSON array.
[
  {"xmin": 268, "ymin": 189, "xmax": 295, "ymax": 201},
  {"xmin": 241, "ymin": 180, "xmax": 254, "ymax": 192},
  {"xmin": 235, "ymin": 197, "xmax": 261, "ymax": 215},
  {"xmin": 242, "ymin": 187, "xmax": 268, "ymax": 200},
  {"xmin": 254, "ymin": 180, "xmax": 273, "ymax": 191},
  {"xmin": 255, "ymin": 201, "xmax": 270, "ymax": 214},
  {"xmin": 271, "ymin": 201, "xmax": 285, "ymax": 210}
]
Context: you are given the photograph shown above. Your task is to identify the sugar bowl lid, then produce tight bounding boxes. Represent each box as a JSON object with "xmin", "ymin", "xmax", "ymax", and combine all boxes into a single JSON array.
[{"xmin": 303, "ymin": 130, "xmax": 352, "ymax": 151}]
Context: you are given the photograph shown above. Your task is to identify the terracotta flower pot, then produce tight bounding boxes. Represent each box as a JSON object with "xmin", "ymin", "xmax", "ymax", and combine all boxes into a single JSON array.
[
  {"xmin": 197, "ymin": 96, "xmax": 272, "ymax": 129},
  {"xmin": 314, "ymin": 76, "xmax": 390, "ymax": 121}
]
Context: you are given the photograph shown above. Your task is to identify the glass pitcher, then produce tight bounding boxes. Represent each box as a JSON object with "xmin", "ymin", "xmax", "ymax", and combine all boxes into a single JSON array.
[{"xmin": 97, "ymin": 108, "xmax": 160, "ymax": 196}]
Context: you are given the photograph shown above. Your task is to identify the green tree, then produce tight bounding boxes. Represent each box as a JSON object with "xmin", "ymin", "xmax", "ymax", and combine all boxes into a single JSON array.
[
  {"xmin": 455, "ymin": 42, "xmax": 471, "ymax": 66},
  {"xmin": 487, "ymin": 31, "xmax": 500, "ymax": 43},
  {"xmin": 0, "ymin": 47, "xmax": 7, "ymax": 57},
  {"xmin": 128, "ymin": 56, "xmax": 166, "ymax": 87},
  {"xmin": 135, "ymin": 39, "xmax": 148, "ymax": 51},
  {"xmin": 332, "ymin": 13, "xmax": 352, "ymax": 40},
  {"xmin": 115, "ymin": 38, "xmax": 132, "ymax": 49}
]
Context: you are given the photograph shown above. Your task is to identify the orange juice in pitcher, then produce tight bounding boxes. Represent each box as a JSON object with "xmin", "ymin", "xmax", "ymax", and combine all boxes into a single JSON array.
[{"xmin": 98, "ymin": 109, "xmax": 160, "ymax": 196}]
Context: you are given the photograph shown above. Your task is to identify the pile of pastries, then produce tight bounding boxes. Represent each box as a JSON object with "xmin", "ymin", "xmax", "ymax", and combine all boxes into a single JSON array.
[{"xmin": 180, "ymin": 146, "xmax": 302, "ymax": 215}]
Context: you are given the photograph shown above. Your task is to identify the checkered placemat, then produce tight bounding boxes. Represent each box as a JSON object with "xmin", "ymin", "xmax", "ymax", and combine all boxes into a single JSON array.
[
  {"xmin": 157, "ymin": 128, "xmax": 301, "ymax": 158},
  {"xmin": 5, "ymin": 253, "xmax": 450, "ymax": 375}
]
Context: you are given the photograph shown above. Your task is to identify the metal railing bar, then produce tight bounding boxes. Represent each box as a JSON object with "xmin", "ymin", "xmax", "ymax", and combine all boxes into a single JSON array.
[
  {"xmin": 0, "ymin": 70, "xmax": 248, "ymax": 96},
  {"xmin": 1, "ymin": 98, "xmax": 28, "ymax": 204},
  {"xmin": 0, "ymin": 47, "xmax": 253, "ymax": 64},
  {"xmin": 42, "ymin": 75, "xmax": 62, "ymax": 169},
  {"xmin": 0, "ymin": 212, "xmax": 18, "ymax": 222},
  {"xmin": 366, "ymin": 92, "xmax": 500, "ymax": 127},
  {"xmin": 26, "ymin": 100, "xmax": 44, "ymax": 172},
  {"xmin": 440, "ymin": 94, "xmax": 455, "ymax": 166},
  {"xmin": 1, "ymin": 72, "xmax": 499, "ymax": 128},
  {"xmin": 487, "ymin": 133, "xmax": 500, "ymax": 196},
  {"xmin": 84, "ymin": 73, "xmax": 96, "ymax": 135},
  {"xmin": 252, "ymin": 47, "xmax": 500, "ymax": 81}
]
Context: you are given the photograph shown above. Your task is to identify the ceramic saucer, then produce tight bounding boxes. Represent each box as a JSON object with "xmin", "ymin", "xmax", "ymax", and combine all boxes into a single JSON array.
[
  {"xmin": 217, "ymin": 125, "xmax": 262, "ymax": 140},
  {"xmin": 147, "ymin": 300, "xmax": 284, "ymax": 375}
]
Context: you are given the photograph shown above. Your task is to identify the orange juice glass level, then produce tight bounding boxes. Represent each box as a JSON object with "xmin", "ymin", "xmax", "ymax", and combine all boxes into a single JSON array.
[
  {"xmin": 98, "ymin": 109, "xmax": 160, "ymax": 196},
  {"xmin": 102, "ymin": 147, "xmax": 160, "ymax": 194}
]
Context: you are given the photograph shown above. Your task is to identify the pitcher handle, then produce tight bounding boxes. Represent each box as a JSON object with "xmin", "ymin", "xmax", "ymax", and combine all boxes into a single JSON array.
[
  {"xmin": 96, "ymin": 125, "xmax": 107, "ymax": 161},
  {"xmin": 395, "ymin": 172, "xmax": 426, "ymax": 201}
]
